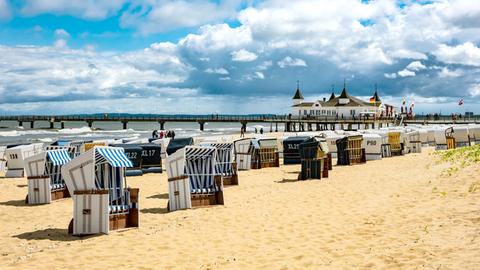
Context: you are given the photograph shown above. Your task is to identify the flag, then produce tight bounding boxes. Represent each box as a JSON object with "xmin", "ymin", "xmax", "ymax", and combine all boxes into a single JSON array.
[
  {"xmin": 458, "ymin": 98, "xmax": 464, "ymax": 106},
  {"xmin": 369, "ymin": 97, "xmax": 376, "ymax": 103}
]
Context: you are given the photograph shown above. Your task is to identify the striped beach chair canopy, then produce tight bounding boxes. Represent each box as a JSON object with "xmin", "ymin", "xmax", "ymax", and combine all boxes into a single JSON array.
[
  {"xmin": 95, "ymin": 147, "xmax": 133, "ymax": 168},
  {"xmin": 46, "ymin": 149, "xmax": 72, "ymax": 166}
]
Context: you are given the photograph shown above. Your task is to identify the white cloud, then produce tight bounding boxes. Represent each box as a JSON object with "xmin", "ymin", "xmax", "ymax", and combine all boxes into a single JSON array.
[
  {"xmin": 0, "ymin": 44, "xmax": 190, "ymax": 104},
  {"xmin": 406, "ymin": 61, "xmax": 426, "ymax": 71},
  {"xmin": 255, "ymin": 72, "xmax": 265, "ymax": 79},
  {"xmin": 256, "ymin": 61, "xmax": 272, "ymax": 71},
  {"xmin": 384, "ymin": 73, "xmax": 397, "ymax": 79},
  {"xmin": 54, "ymin": 39, "xmax": 68, "ymax": 48},
  {"xmin": 55, "ymin": 29, "xmax": 70, "ymax": 38},
  {"xmin": 120, "ymin": 0, "xmax": 242, "ymax": 34},
  {"xmin": 397, "ymin": 69, "xmax": 416, "ymax": 77},
  {"xmin": 204, "ymin": 68, "xmax": 229, "ymax": 75},
  {"xmin": 231, "ymin": 49, "xmax": 258, "ymax": 62},
  {"xmin": 277, "ymin": 56, "xmax": 307, "ymax": 68},
  {"xmin": 434, "ymin": 42, "xmax": 480, "ymax": 67},
  {"xmin": 469, "ymin": 84, "xmax": 480, "ymax": 97},
  {"xmin": 438, "ymin": 67, "xmax": 463, "ymax": 78},
  {"xmin": 0, "ymin": 0, "xmax": 11, "ymax": 20},
  {"xmin": 180, "ymin": 24, "xmax": 252, "ymax": 52},
  {"xmin": 21, "ymin": 0, "xmax": 127, "ymax": 20}
]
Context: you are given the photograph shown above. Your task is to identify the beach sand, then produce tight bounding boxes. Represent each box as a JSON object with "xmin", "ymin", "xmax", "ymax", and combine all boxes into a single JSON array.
[{"xmin": 0, "ymin": 147, "xmax": 479, "ymax": 269}]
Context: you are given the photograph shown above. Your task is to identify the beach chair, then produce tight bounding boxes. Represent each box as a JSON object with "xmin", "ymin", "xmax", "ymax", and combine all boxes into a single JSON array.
[
  {"xmin": 434, "ymin": 128, "xmax": 448, "ymax": 150},
  {"xmin": 336, "ymin": 135, "xmax": 366, "ymax": 165},
  {"xmin": 203, "ymin": 142, "xmax": 238, "ymax": 186},
  {"xmin": 44, "ymin": 145, "xmax": 77, "ymax": 158},
  {"xmin": 114, "ymin": 144, "xmax": 144, "ymax": 176},
  {"xmin": 166, "ymin": 146, "xmax": 224, "ymax": 212},
  {"xmin": 407, "ymin": 131, "xmax": 422, "ymax": 153},
  {"xmin": 469, "ymin": 125, "xmax": 480, "ymax": 145},
  {"xmin": 151, "ymin": 138, "xmax": 171, "ymax": 160},
  {"xmin": 166, "ymin": 137, "xmax": 194, "ymax": 155},
  {"xmin": 362, "ymin": 133, "xmax": 383, "ymax": 160},
  {"xmin": 283, "ymin": 136, "xmax": 310, "ymax": 165},
  {"xmin": 24, "ymin": 149, "xmax": 71, "ymax": 204},
  {"xmin": 0, "ymin": 146, "xmax": 6, "ymax": 173},
  {"xmin": 84, "ymin": 142, "xmax": 107, "ymax": 152},
  {"xmin": 5, "ymin": 143, "xmax": 43, "ymax": 178},
  {"xmin": 138, "ymin": 144, "xmax": 162, "ymax": 173},
  {"xmin": 62, "ymin": 146, "xmax": 139, "ymax": 236},
  {"xmin": 251, "ymin": 138, "xmax": 280, "ymax": 169},
  {"xmin": 446, "ymin": 126, "xmax": 470, "ymax": 149},
  {"xmin": 298, "ymin": 137, "xmax": 330, "ymax": 180},
  {"xmin": 387, "ymin": 132, "xmax": 404, "ymax": 156},
  {"xmin": 234, "ymin": 138, "xmax": 254, "ymax": 170}
]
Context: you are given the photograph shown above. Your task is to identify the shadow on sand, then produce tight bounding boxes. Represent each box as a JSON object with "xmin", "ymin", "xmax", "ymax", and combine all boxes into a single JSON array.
[
  {"xmin": 13, "ymin": 228, "xmax": 93, "ymax": 241},
  {"xmin": 146, "ymin": 193, "xmax": 169, "ymax": 200},
  {"xmin": 141, "ymin": 207, "xmax": 169, "ymax": 215},
  {"xmin": 275, "ymin": 178, "xmax": 300, "ymax": 184},
  {"xmin": 0, "ymin": 199, "xmax": 32, "ymax": 207}
]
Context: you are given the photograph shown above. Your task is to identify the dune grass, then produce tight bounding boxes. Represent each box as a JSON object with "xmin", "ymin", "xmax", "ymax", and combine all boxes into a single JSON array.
[{"xmin": 434, "ymin": 144, "xmax": 480, "ymax": 177}]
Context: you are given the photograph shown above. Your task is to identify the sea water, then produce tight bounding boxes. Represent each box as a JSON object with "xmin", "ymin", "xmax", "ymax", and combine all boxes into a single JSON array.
[{"xmin": 0, "ymin": 120, "xmax": 279, "ymax": 145}]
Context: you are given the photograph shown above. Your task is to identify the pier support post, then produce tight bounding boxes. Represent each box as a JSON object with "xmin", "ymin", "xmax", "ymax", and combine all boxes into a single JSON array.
[
  {"xmin": 61, "ymin": 121, "xmax": 65, "ymax": 129},
  {"xmin": 199, "ymin": 121, "xmax": 205, "ymax": 131},
  {"xmin": 18, "ymin": 121, "xmax": 23, "ymax": 127},
  {"xmin": 87, "ymin": 121, "xmax": 93, "ymax": 128},
  {"xmin": 49, "ymin": 121, "xmax": 54, "ymax": 129},
  {"xmin": 275, "ymin": 122, "xmax": 278, "ymax": 132},
  {"xmin": 372, "ymin": 123, "xmax": 375, "ymax": 129},
  {"xmin": 122, "ymin": 121, "xmax": 128, "ymax": 130},
  {"xmin": 159, "ymin": 121, "xmax": 165, "ymax": 130},
  {"xmin": 30, "ymin": 121, "xmax": 34, "ymax": 129}
]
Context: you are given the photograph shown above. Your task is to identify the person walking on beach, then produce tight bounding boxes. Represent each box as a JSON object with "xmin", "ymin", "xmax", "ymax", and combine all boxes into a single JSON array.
[{"xmin": 240, "ymin": 127, "xmax": 245, "ymax": 138}]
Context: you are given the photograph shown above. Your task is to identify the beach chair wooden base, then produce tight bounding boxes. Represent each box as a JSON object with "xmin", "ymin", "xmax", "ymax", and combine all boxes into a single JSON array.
[
  {"xmin": 298, "ymin": 159, "xmax": 329, "ymax": 180},
  {"xmin": 25, "ymin": 188, "xmax": 70, "ymax": 204},
  {"xmin": 168, "ymin": 176, "xmax": 224, "ymax": 211},
  {"xmin": 222, "ymin": 174, "xmax": 239, "ymax": 186},
  {"xmin": 251, "ymin": 155, "xmax": 280, "ymax": 169},
  {"xmin": 390, "ymin": 143, "xmax": 404, "ymax": 156},
  {"xmin": 68, "ymin": 188, "xmax": 139, "ymax": 236},
  {"xmin": 326, "ymin": 153, "xmax": 332, "ymax": 170}
]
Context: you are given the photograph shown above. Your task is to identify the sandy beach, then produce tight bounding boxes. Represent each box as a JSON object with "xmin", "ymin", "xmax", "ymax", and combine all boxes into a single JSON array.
[{"xmin": 1, "ymin": 146, "xmax": 479, "ymax": 269}]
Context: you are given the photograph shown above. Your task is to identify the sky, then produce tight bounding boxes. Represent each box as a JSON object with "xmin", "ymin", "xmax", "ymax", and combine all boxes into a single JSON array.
[{"xmin": 0, "ymin": 0, "xmax": 479, "ymax": 115}]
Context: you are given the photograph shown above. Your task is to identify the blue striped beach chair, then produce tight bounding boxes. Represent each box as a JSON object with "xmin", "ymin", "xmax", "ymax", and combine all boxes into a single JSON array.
[
  {"xmin": 62, "ymin": 146, "xmax": 139, "ymax": 236},
  {"xmin": 166, "ymin": 146, "xmax": 224, "ymax": 212},
  {"xmin": 24, "ymin": 149, "xmax": 72, "ymax": 204}
]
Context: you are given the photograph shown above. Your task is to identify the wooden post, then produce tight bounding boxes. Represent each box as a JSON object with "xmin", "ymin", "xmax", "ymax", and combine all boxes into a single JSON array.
[
  {"xmin": 199, "ymin": 121, "xmax": 205, "ymax": 131},
  {"xmin": 18, "ymin": 121, "xmax": 23, "ymax": 127},
  {"xmin": 49, "ymin": 121, "xmax": 54, "ymax": 129},
  {"xmin": 159, "ymin": 121, "xmax": 165, "ymax": 130},
  {"xmin": 87, "ymin": 121, "xmax": 93, "ymax": 128},
  {"xmin": 122, "ymin": 121, "xmax": 128, "ymax": 130},
  {"xmin": 275, "ymin": 122, "xmax": 278, "ymax": 132},
  {"xmin": 30, "ymin": 121, "xmax": 34, "ymax": 129},
  {"xmin": 61, "ymin": 121, "xmax": 65, "ymax": 129}
]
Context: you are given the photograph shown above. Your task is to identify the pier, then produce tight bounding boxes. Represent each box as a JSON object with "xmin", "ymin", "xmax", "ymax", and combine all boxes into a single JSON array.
[{"xmin": 0, "ymin": 114, "xmax": 478, "ymax": 131}]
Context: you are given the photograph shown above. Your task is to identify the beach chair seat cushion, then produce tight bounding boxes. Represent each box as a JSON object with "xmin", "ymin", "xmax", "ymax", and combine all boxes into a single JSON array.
[
  {"xmin": 109, "ymin": 204, "xmax": 130, "ymax": 214},
  {"xmin": 51, "ymin": 183, "xmax": 66, "ymax": 190}
]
